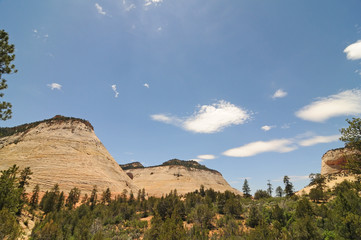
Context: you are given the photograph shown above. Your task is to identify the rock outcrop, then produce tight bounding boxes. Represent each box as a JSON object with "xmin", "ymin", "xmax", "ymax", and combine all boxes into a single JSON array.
[
  {"xmin": 0, "ymin": 115, "xmax": 138, "ymax": 195},
  {"xmin": 122, "ymin": 159, "xmax": 241, "ymax": 197},
  {"xmin": 321, "ymin": 147, "xmax": 359, "ymax": 175}
]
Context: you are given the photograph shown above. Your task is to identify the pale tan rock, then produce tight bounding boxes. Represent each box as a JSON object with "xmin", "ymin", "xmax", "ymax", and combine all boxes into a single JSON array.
[
  {"xmin": 124, "ymin": 163, "xmax": 242, "ymax": 197},
  {"xmin": 0, "ymin": 116, "xmax": 138, "ymax": 195},
  {"xmin": 321, "ymin": 148, "xmax": 359, "ymax": 175}
]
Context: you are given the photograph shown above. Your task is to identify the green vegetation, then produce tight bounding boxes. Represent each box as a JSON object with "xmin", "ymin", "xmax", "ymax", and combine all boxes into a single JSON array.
[
  {"xmin": 0, "ymin": 119, "xmax": 360, "ymax": 239},
  {"xmin": 0, "ymin": 163, "xmax": 361, "ymax": 239},
  {"xmin": 0, "ymin": 29, "xmax": 17, "ymax": 121},
  {"xmin": 339, "ymin": 118, "xmax": 361, "ymax": 176},
  {"xmin": 0, "ymin": 115, "xmax": 94, "ymax": 138}
]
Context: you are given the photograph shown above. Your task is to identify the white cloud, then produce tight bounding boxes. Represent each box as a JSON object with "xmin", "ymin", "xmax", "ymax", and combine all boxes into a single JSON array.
[
  {"xmin": 144, "ymin": 83, "xmax": 150, "ymax": 88},
  {"xmin": 298, "ymin": 135, "xmax": 340, "ymax": 147},
  {"xmin": 111, "ymin": 85, "xmax": 119, "ymax": 98},
  {"xmin": 47, "ymin": 83, "xmax": 62, "ymax": 90},
  {"xmin": 183, "ymin": 101, "xmax": 251, "ymax": 133},
  {"xmin": 157, "ymin": 27, "xmax": 162, "ymax": 32},
  {"xmin": 151, "ymin": 100, "xmax": 251, "ymax": 133},
  {"xmin": 272, "ymin": 89, "xmax": 288, "ymax": 99},
  {"xmin": 197, "ymin": 154, "xmax": 216, "ymax": 160},
  {"xmin": 261, "ymin": 125, "xmax": 274, "ymax": 131},
  {"xmin": 192, "ymin": 159, "xmax": 204, "ymax": 163},
  {"xmin": 144, "ymin": 0, "xmax": 163, "ymax": 6},
  {"xmin": 122, "ymin": 0, "xmax": 136, "ymax": 12},
  {"xmin": 95, "ymin": 3, "xmax": 106, "ymax": 15},
  {"xmin": 223, "ymin": 139, "xmax": 297, "ymax": 158},
  {"xmin": 295, "ymin": 89, "xmax": 361, "ymax": 122},
  {"xmin": 33, "ymin": 29, "xmax": 38, "ymax": 33},
  {"xmin": 344, "ymin": 40, "xmax": 361, "ymax": 60},
  {"xmin": 151, "ymin": 114, "xmax": 181, "ymax": 125}
]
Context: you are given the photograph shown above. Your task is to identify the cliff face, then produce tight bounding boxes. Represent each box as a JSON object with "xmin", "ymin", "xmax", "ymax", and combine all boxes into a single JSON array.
[
  {"xmin": 124, "ymin": 160, "xmax": 241, "ymax": 197},
  {"xmin": 0, "ymin": 116, "xmax": 138, "ymax": 195},
  {"xmin": 321, "ymin": 147, "xmax": 359, "ymax": 175}
]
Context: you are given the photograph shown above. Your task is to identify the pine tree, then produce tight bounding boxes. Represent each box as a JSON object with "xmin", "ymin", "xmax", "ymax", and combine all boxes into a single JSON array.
[
  {"xmin": 66, "ymin": 187, "xmax": 81, "ymax": 210},
  {"xmin": 29, "ymin": 184, "xmax": 40, "ymax": 210},
  {"xmin": 0, "ymin": 30, "xmax": 17, "ymax": 120},
  {"xmin": 101, "ymin": 187, "xmax": 111, "ymax": 205},
  {"xmin": 242, "ymin": 179, "xmax": 251, "ymax": 198},
  {"xmin": 283, "ymin": 176, "xmax": 294, "ymax": 197}
]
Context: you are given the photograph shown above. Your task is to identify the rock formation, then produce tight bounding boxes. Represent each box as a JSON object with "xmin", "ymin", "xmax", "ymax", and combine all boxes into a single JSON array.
[
  {"xmin": 121, "ymin": 159, "xmax": 241, "ymax": 197},
  {"xmin": 321, "ymin": 147, "xmax": 359, "ymax": 175},
  {"xmin": 0, "ymin": 115, "xmax": 138, "ymax": 195}
]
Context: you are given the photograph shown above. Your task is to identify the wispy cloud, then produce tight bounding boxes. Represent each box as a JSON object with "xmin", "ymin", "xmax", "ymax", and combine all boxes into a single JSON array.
[
  {"xmin": 192, "ymin": 159, "xmax": 204, "ymax": 163},
  {"xmin": 95, "ymin": 3, "xmax": 107, "ymax": 15},
  {"xmin": 272, "ymin": 175, "xmax": 309, "ymax": 182},
  {"xmin": 290, "ymin": 175, "xmax": 309, "ymax": 182},
  {"xmin": 197, "ymin": 154, "xmax": 216, "ymax": 160},
  {"xmin": 344, "ymin": 40, "xmax": 361, "ymax": 60},
  {"xmin": 47, "ymin": 83, "xmax": 62, "ymax": 90},
  {"xmin": 272, "ymin": 89, "xmax": 287, "ymax": 99},
  {"xmin": 298, "ymin": 135, "xmax": 340, "ymax": 147},
  {"xmin": 295, "ymin": 89, "xmax": 361, "ymax": 122},
  {"xmin": 144, "ymin": 83, "xmax": 150, "ymax": 88},
  {"xmin": 33, "ymin": 29, "xmax": 49, "ymax": 41},
  {"xmin": 151, "ymin": 100, "xmax": 251, "ymax": 133},
  {"xmin": 261, "ymin": 125, "xmax": 275, "ymax": 131},
  {"xmin": 111, "ymin": 85, "xmax": 119, "ymax": 98},
  {"xmin": 223, "ymin": 139, "xmax": 297, "ymax": 158},
  {"xmin": 223, "ymin": 132, "xmax": 340, "ymax": 158},
  {"xmin": 122, "ymin": 0, "xmax": 136, "ymax": 11},
  {"xmin": 151, "ymin": 114, "xmax": 181, "ymax": 125},
  {"xmin": 144, "ymin": 0, "xmax": 163, "ymax": 7}
]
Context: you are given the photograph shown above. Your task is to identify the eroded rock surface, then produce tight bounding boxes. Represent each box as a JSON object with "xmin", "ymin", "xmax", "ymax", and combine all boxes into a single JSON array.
[
  {"xmin": 123, "ymin": 160, "xmax": 241, "ymax": 197},
  {"xmin": 321, "ymin": 147, "xmax": 359, "ymax": 175},
  {"xmin": 0, "ymin": 116, "xmax": 138, "ymax": 195}
]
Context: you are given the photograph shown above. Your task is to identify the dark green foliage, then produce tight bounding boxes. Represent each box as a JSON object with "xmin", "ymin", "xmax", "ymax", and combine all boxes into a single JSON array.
[
  {"xmin": 0, "ymin": 29, "xmax": 17, "ymax": 120},
  {"xmin": 0, "ymin": 165, "xmax": 31, "ymax": 214},
  {"xmin": 0, "ymin": 209, "xmax": 21, "ymax": 240},
  {"xmin": 39, "ymin": 184, "xmax": 63, "ymax": 214},
  {"xmin": 89, "ymin": 185, "xmax": 98, "ymax": 209},
  {"xmin": 101, "ymin": 187, "xmax": 111, "ymax": 205},
  {"xmin": 339, "ymin": 118, "xmax": 361, "ymax": 176},
  {"xmin": 267, "ymin": 180, "xmax": 273, "ymax": 196},
  {"xmin": 247, "ymin": 204, "xmax": 261, "ymax": 228},
  {"xmin": 254, "ymin": 189, "xmax": 270, "ymax": 200},
  {"xmin": 224, "ymin": 198, "xmax": 242, "ymax": 218},
  {"xmin": 283, "ymin": 175, "xmax": 294, "ymax": 197},
  {"xmin": 29, "ymin": 184, "xmax": 40, "ymax": 210},
  {"xmin": 66, "ymin": 187, "xmax": 81, "ymax": 210},
  {"xmin": 242, "ymin": 179, "xmax": 251, "ymax": 197},
  {"xmin": 189, "ymin": 203, "xmax": 215, "ymax": 229},
  {"xmin": 275, "ymin": 186, "xmax": 283, "ymax": 197}
]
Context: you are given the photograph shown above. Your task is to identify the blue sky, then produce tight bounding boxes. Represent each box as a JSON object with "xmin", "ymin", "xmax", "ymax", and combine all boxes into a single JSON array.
[{"xmin": 1, "ymin": 0, "xmax": 361, "ymax": 194}]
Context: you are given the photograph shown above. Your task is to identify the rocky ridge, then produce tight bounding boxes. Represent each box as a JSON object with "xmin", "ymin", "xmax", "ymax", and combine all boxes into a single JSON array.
[
  {"xmin": 121, "ymin": 159, "xmax": 241, "ymax": 197},
  {"xmin": 0, "ymin": 116, "xmax": 138, "ymax": 195}
]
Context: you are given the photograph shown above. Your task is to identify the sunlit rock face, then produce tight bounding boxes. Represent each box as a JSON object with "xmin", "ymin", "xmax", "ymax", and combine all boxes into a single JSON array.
[
  {"xmin": 321, "ymin": 147, "xmax": 359, "ymax": 175},
  {"xmin": 121, "ymin": 160, "xmax": 242, "ymax": 197},
  {"xmin": 0, "ymin": 116, "xmax": 138, "ymax": 195}
]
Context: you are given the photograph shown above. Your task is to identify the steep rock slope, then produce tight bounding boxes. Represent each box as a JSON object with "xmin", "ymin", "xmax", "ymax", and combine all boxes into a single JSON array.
[
  {"xmin": 321, "ymin": 148, "xmax": 359, "ymax": 175},
  {"xmin": 0, "ymin": 116, "xmax": 137, "ymax": 194},
  {"xmin": 121, "ymin": 160, "xmax": 241, "ymax": 197}
]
